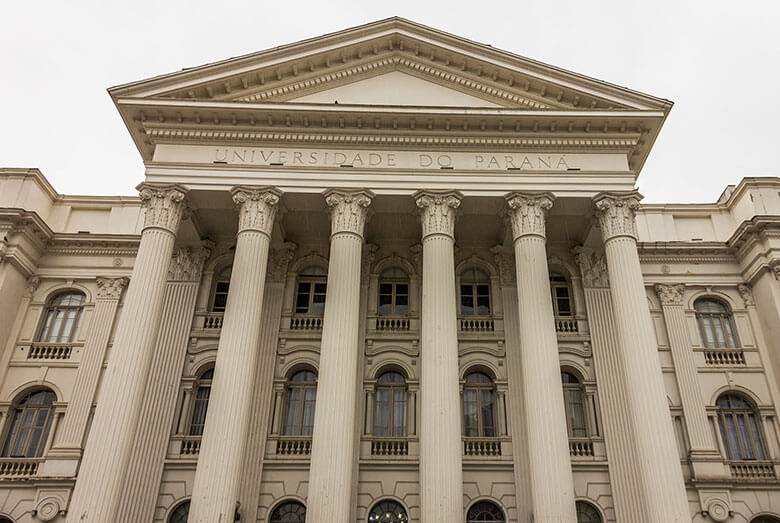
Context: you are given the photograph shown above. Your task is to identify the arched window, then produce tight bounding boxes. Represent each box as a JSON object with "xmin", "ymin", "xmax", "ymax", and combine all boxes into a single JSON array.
[
  {"xmin": 168, "ymin": 500, "xmax": 189, "ymax": 523},
  {"xmin": 211, "ymin": 266, "xmax": 232, "ymax": 312},
  {"xmin": 695, "ymin": 298, "xmax": 738, "ymax": 348},
  {"xmin": 0, "ymin": 518, "xmax": 12, "ymax": 523},
  {"xmin": 463, "ymin": 372, "xmax": 496, "ymax": 437},
  {"xmin": 460, "ymin": 268, "xmax": 491, "ymax": 316},
  {"xmin": 1, "ymin": 389, "xmax": 56, "ymax": 458},
  {"xmin": 368, "ymin": 500, "xmax": 408, "ymax": 522},
  {"xmin": 576, "ymin": 501, "xmax": 602, "ymax": 523},
  {"xmin": 716, "ymin": 393, "xmax": 766, "ymax": 460},
  {"xmin": 378, "ymin": 267, "xmax": 409, "ymax": 316},
  {"xmin": 467, "ymin": 500, "xmax": 505, "ymax": 522},
  {"xmin": 752, "ymin": 516, "xmax": 780, "ymax": 523},
  {"xmin": 38, "ymin": 291, "xmax": 85, "ymax": 343},
  {"xmin": 562, "ymin": 371, "xmax": 587, "ymax": 438},
  {"xmin": 374, "ymin": 371, "xmax": 407, "ymax": 437},
  {"xmin": 295, "ymin": 266, "xmax": 327, "ymax": 315},
  {"xmin": 284, "ymin": 370, "xmax": 317, "ymax": 436},
  {"xmin": 270, "ymin": 500, "xmax": 306, "ymax": 523},
  {"xmin": 189, "ymin": 367, "xmax": 214, "ymax": 436},
  {"xmin": 550, "ymin": 273, "xmax": 573, "ymax": 316}
]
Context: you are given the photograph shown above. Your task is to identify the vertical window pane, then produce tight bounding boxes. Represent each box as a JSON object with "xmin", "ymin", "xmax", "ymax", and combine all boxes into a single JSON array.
[
  {"xmin": 393, "ymin": 389, "xmax": 406, "ymax": 437},
  {"xmin": 374, "ymin": 389, "xmax": 390, "ymax": 437},
  {"xmin": 481, "ymin": 389, "xmax": 495, "ymax": 437},
  {"xmin": 736, "ymin": 414, "xmax": 754, "ymax": 459},
  {"xmin": 463, "ymin": 389, "xmax": 478, "ymax": 437},
  {"xmin": 284, "ymin": 389, "xmax": 300, "ymax": 435},
  {"xmin": 302, "ymin": 388, "xmax": 316, "ymax": 435},
  {"xmin": 748, "ymin": 413, "xmax": 766, "ymax": 460}
]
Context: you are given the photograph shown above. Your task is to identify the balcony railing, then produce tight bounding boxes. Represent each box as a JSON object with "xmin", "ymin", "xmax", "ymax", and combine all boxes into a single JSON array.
[
  {"xmin": 704, "ymin": 349, "xmax": 746, "ymax": 367},
  {"xmin": 276, "ymin": 437, "xmax": 312, "ymax": 456},
  {"xmin": 463, "ymin": 438, "xmax": 501, "ymax": 457},
  {"xmin": 203, "ymin": 312, "xmax": 224, "ymax": 329},
  {"xmin": 459, "ymin": 318, "xmax": 494, "ymax": 332},
  {"xmin": 290, "ymin": 316, "xmax": 323, "ymax": 331},
  {"xmin": 729, "ymin": 461, "xmax": 777, "ymax": 481},
  {"xmin": 376, "ymin": 317, "xmax": 410, "ymax": 331},
  {"xmin": 27, "ymin": 342, "xmax": 75, "ymax": 360},
  {"xmin": 569, "ymin": 438, "xmax": 595, "ymax": 457},
  {"xmin": 554, "ymin": 316, "xmax": 579, "ymax": 335},
  {"xmin": 371, "ymin": 438, "xmax": 409, "ymax": 456},
  {"xmin": 179, "ymin": 436, "xmax": 201, "ymax": 456},
  {"xmin": 0, "ymin": 458, "xmax": 40, "ymax": 477}
]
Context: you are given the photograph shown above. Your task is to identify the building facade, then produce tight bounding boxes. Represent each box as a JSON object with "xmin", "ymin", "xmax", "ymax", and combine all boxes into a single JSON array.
[{"xmin": 1, "ymin": 17, "xmax": 780, "ymax": 523}]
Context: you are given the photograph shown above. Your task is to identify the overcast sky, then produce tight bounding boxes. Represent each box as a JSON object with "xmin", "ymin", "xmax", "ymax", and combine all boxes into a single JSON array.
[{"xmin": 2, "ymin": 0, "xmax": 778, "ymax": 203}]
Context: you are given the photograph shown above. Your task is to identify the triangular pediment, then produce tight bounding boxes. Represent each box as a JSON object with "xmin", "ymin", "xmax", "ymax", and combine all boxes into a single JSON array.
[{"xmin": 110, "ymin": 18, "xmax": 671, "ymax": 112}]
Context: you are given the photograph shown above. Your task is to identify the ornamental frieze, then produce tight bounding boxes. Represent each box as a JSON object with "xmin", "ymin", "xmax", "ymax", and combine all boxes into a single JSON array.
[
  {"xmin": 96, "ymin": 277, "xmax": 129, "ymax": 300},
  {"xmin": 654, "ymin": 283, "xmax": 685, "ymax": 306}
]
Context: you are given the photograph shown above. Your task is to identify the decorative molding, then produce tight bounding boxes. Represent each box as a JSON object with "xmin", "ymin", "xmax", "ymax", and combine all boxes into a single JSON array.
[
  {"xmin": 96, "ymin": 277, "xmax": 129, "ymax": 300},
  {"xmin": 361, "ymin": 243, "xmax": 378, "ymax": 285},
  {"xmin": 168, "ymin": 241, "xmax": 214, "ymax": 282},
  {"xmin": 414, "ymin": 190, "xmax": 462, "ymax": 239},
  {"xmin": 490, "ymin": 245, "xmax": 515, "ymax": 285},
  {"xmin": 138, "ymin": 184, "xmax": 189, "ymax": 234},
  {"xmin": 505, "ymin": 192, "xmax": 554, "ymax": 240},
  {"xmin": 268, "ymin": 242, "xmax": 297, "ymax": 282},
  {"xmin": 323, "ymin": 189, "xmax": 374, "ymax": 236},
  {"xmin": 230, "ymin": 186, "xmax": 282, "ymax": 235},
  {"xmin": 654, "ymin": 283, "xmax": 685, "ymax": 306},
  {"xmin": 737, "ymin": 284, "xmax": 755, "ymax": 308},
  {"xmin": 46, "ymin": 235, "xmax": 140, "ymax": 257},
  {"xmin": 23, "ymin": 275, "xmax": 41, "ymax": 299},
  {"xmin": 593, "ymin": 191, "xmax": 642, "ymax": 242},
  {"xmin": 572, "ymin": 247, "xmax": 609, "ymax": 288}
]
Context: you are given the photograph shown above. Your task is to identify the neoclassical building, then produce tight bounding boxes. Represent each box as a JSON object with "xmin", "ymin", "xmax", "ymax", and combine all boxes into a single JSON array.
[{"xmin": 1, "ymin": 17, "xmax": 780, "ymax": 523}]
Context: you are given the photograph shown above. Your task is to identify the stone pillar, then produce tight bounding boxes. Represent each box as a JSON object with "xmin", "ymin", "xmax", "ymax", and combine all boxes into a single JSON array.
[
  {"xmin": 654, "ymin": 283, "xmax": 723, "ymax": 478},
  {"xmin": 593, "ymin": 192, "xmax": 690, "ymax": 522},
  {"xmin": 307, "ymin": 189, "xmax": 373, "ymax": 521},
  {"xmin": 505, "ymin": 192, "xmax": 577, "ymax": 523},
  {"xmin": 414, "ymin": 190, "xmax": 464, "ymax": 522},
  {"xmin": 188, "ymin": 187, "xmax": 281, "ymax": 523},
  {"xmin": 53, "ymin": 277, "xmax": 128, "ymax": 454},
  {"xmin": 117, "ymin": 244, "xmax": 212, "ymax": 523},
  {"xmin": 68, "ymin": 184, "xmax": 188, "ymax": 523}
]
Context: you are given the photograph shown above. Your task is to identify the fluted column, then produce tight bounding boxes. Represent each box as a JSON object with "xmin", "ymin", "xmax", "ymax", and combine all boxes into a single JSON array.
[
  {"xmin": 505, "ymin": 192, "xmax": 576, "ymax": 523},
  {"xmin": 654, "ymin": 283, "xmax": 722, "ymax": 477},
  {"xmin": 53, "ymin": 277, "xmax": 128, "ymax": 454},
  {"xmin": 68, "ymin": 184, "xmax": 188, "ymax": 523},
  {"xmin": 307, "ymin": 189, "xmax": 373, "ymax": 521},
  {"xmin": 414, "ymin": 190, "xmax": 464, "ymax": 522},
  {"xmin": 188, "ymin": 187, "xmax": 281, "ymax": 523},
  {"xmin": 594, "ymin": 192, "xmax": 689, "ymax": 522}
]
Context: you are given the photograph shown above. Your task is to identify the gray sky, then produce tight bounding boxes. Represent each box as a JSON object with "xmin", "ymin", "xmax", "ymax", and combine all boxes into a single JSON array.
[{"xmin": 2, "ymin": 0, "xmax": 777, "ymax": 203}]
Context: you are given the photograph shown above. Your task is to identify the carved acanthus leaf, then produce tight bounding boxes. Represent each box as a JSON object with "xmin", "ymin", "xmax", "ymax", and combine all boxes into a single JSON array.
[
  {"xmin": 138, "ymin": 184, "xmax": 188, "ymax": 233},
  {"xmin": 96, "ymin": 277, "xmax": 129, "ymax": 300},
  {"xmin": 268, "ymin": 242, "xmax": 297, "ymax": 282},
  {"xmin": 23, "ymin": 275, "xmax": 41, "ymax": 299},
  {"xmin": 737, "ymin": 284, "xmax": 755, "ymax": 308},
  {"xmin": 490, "ymin": 245, "xmax": 515, "ymax": 285},
  {"xmin": 505, "ymin": 192, "xmax": 554, "ymax": 239},
  {"xmin": 231, "ymin": 186, "xmax": 282, "ymax": 235},
  {"xmin": 324, "ymin": 189, "xmax": 374, "ymax": 237},
  {"xmin": 593, "ymin": 192, "xmax": 641, "ymax": 242},
  {"xmin": 573, "ymin": 247, "xmax": 609, "ymax": 288},
  {"xmin": 654, "ymin": 283, "xmax": 685, "ymax": 306},
  {"xmin": 168, "ymin": 242, "xmax": 214, "ymax": 282},
  {"xmin": 414, "ymin": 190, "xmax": 462, "ymax": 239}
]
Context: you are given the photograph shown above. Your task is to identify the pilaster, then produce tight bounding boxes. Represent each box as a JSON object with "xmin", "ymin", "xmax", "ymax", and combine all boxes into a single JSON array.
[
  {"xmin": 414, "ymin": 190, "xmax": 465, "ymax": 522},
  {"xmin": 67, "ymin": 184, "xmax": 188, "ymax": 523},
  {"xmin": 505, "ymin": 192, "xmax": 576, "ymax": 523},
  {"xmin": 307, "ymin": 189, "xmax": 373, "ymax": 522},
  {"xmin": 189, "ymin": 187, "xmax": 281, "ymax": 523}
]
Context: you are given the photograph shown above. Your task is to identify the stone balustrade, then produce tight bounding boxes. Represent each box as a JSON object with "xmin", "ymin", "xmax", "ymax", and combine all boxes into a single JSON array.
[
  {"xmin": 704, "ymin": 349, "xmax": 746, "ymax": 367},
  {"xmin": 27, "ymin": 342, "xmax": 77, "ymax": 360},
  {"xmin": 0, "ymin": 458, "xmax": 40, "ymax": 477},
  {"xmin": 459, "ymin": 317, "xmax": 494, "ymax": 332},
  {"xmin": 179, "ymin": 436, "xmax": 201, "ymax": 456},
  {"xmin": 276, "ymin": 437, "xmax": 312, "ymax": 456},
  {"xmin": 463, "ymin": 438, "xmax": 502, "ymax": 457},
  {"xmin": 729, "ymin": 461, "xmax": 777, "ymax": 481},
  {"xmin": 376, "ymin": 317, "xmax": 410, "ymax": 331},
  {"xmin": 290, "ymin": 316, "xmax": 323, "ymax": 331},
  {"xmin": 371, "ymin": 438, "xmax": 409, "ymax": 456},
  {"xmin": 568, "ymin": 438, "xmax": 595, "ymax": 458},
  {"xmin": 554, "ymin": 316, "xmax": 579, "ymax": 334}
]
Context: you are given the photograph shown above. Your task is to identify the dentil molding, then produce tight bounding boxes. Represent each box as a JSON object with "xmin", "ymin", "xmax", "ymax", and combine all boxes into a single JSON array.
[
  {"xmin": 138, "ymin": 184, "xmax": 189, "ymax": 234},
  {"xmin": 654, "ymin": 283, "xmax": 685, "ymax": 306},
  {"xmin": 414, "ymin": 190, "xmax": 462, "ymax": 239},
  {"xmin": 505, "ymin": 192, "xmax": 554, "ymax": 240},
  {"xmin": 96, "ymin": 277, "xmax": 129, "ymax": 300},
  {"xmin": 324, "ymin": 189, "xmax": 374, "ymax": 236},
  {"xmin": 593, "ymin": 191, "xmax": 642, "ymax": 242},
  {"xmin": 231, "ymin": 186, "xmax": 283, "ymax": 235}
]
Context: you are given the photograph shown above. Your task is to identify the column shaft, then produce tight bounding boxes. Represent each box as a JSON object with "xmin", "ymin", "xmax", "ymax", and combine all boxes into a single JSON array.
[
  {"xmin": 595, "ymin": 192, "xmax": 690, "ymax": 522},
  {"xmin": 506, "ymin": 193, "xmax": 576, "ymax": 523},
  {"xmin": 415, "ymin": 190, "xmax": 464, "ymax": 522},
  {"xmin": 68, "ymin": 185, "xmax": 187, "ymax": 522},
  {"xmin": 189, "ymin": 187, "xmax": 280, "ymax": 522},
  {"xmin": 307, "ymin": 190, "xmax": 373, "ymax": 521}
]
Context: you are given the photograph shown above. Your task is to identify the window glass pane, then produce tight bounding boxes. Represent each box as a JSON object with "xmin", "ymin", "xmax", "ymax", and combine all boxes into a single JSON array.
[
  {"xmin": 378, "ymin": 294, "xmax": 393, "ymax": 315},
  {"xmin": 737, "ymin": 414, "xmax": 755, "ymax": 459},
  {"xmin": 48, "ymin": 311, "xmax": 65, "ymax": 343},
  {"xmin": 375, "ymin": 389, "xmax": 390, "ymax": 436},
  {"xmin": 702, "ymin": 317, "xmax": 716, "ymax": 347},
  {"xmin": 748, "ymin": 413, "xmax": 766, "ymax": 460},
  {"xmin": 461, "ymin": 293, "xmax": 474, "ymax": 316},
  {"xmin": 284, "ymin": 389, "xmax": 300, "ymax": 435},
  {"xmin": 302, "ymin": 388, "xmax": 316, "ymax": 436},
  {"xmin": 295, "ymin": 283, "xmax": 311, "ymax": 313},
  {"xmin": 725, "ymin": 414, "xmax": 742, "ymax": 459},
  {"xmin": 463, "ymin": 389, "xmax": 478, "ymax": 437},
  {"xmin": 476, "ymin": 295, "xmax": 490, "ymax": 315},
  {"xmin": 467, "ymin": 501, "xmax": 505, "ymax": 522},
  {"xmin": 723, "ymin": 318, "xmax": 736, "ymax": 348},
  {"xmin": 395, "ymin": 303, "xmax": 409, "ymax": 315},
  {"xmin": 481, "ymin": 389, "xmax": 495, "ymax": 437},
  {"xmin": 379, "ymin": 283, "xmax": 393, "ymax": 295},
  {"xmin": 717, "ymin": 415, "xmax": 732, "ymax": 460},
  {"xmin": 568, "ymin": 389, "xmax": 587, "ymax": 437},
  {"xmin": 395, "ymin": 284, "xmax": 408, "ymax": 295},
  {"xmin": 393, "ymin": 388, "xmax": 406, "ymax": 437}
]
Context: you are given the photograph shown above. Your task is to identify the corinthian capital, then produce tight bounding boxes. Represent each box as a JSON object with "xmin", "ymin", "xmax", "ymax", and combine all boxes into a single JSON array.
[
  {"xmin": 231, "ymin": 186, "xmax": 282, "ymax": 235},
  {"xmin": 572, "ymin": 247, "xmax": 609, "ymax": 288},
  {"xmin": 654, "ymin": 283, "xmax": 685, "ymax": 306},
  {"xmin": 593, "ymin": 191, "xmax": 642, "ymax": 242},
  {"xmin": 414, "ymin": 190, "xmax": 463, "ymax": 239},
  {"xmin": 505, "ymin": 192, "xmax": 555, "ymax": 240},
  {"xmin": 96, "ymin": 277, "xmax": 129, "ymax": 300},
  {"xmin": 138, "ymin": 184, "xmax": 189, "ymax": 234},
  {"xmin": 323, "ymin": 189, "xmax": 374, "ymax": 237}
]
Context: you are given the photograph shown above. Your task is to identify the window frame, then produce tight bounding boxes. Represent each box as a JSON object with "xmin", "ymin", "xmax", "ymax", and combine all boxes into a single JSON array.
[
  {"xmin": 209, "ymin": 266, "xmax": 232, "ymax": 313},
  {"xmin": 459, "ymin": 267, "xmax": 491, "ymax": 317},
  {"xmin": 373, "ymin": 371, "xmax": 408, "ymax": 438},
  {"xmin": 37, "ymin": 291, "xmax": 86, "ymax": 343},
  {"xmin": 294, "ymin": 267, "xmax": 328, "ymax": 316},
  {"xmin": 466, "ymin": 500, "xmax": 506, "ymax": 523},
  {"xmin": 694, "ymin": 298, "xmax": 739, "ymax": 349},
  {"xmin": 377, "ymin": 267, "xmax": 410, "ymax": 317},
  {"xmin": 561, "ymin": 371, "xmax": 588, "ymax": 438},
  {"xmin": 167, "ymin": 500, "xmax": 190, "ymax": 523},
  {"xmin": 716, "ymin": 393, "xmax": 767, "ymax": 461},
  {"xmin": 1, "ymin": 389, "xmax": 57, "ymax": 458},
  {"xmin": 188, "ymin": 367, "xmax": 214, "ymax": 436},
  {"xmin": 462, "ymin": 372, "xmax": 497, "ymax": 438},
  {"xmin": 575, "ymin": 500, "xmax": 603, "ymax": 523},
  {"xmin": 550, "ymin": 273, "xmax": 573, "ymax": 317},
  {"xmin": 269, "ymin": 500, "xmax": 306, "ymax": 523},
  {"xmin": 282, "ymin": 370, "xmax": 318, "ymax": 436},
  {"xmin": 367, "ymin": 499, "xmax": 408, "ymax": 522}
]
